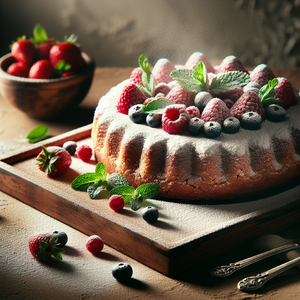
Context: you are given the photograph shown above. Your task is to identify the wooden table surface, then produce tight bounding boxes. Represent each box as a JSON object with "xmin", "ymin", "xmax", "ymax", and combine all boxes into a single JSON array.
[{"xmin": 1, "ymin": 67, "xmax": 300, "ymax": 299}]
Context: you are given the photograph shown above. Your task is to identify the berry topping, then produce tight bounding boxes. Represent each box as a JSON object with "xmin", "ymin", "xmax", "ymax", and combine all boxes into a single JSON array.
[
  {"xmin": 274, "ymin": 77, "xmax": 297, "ymax": 109},
  {"xmin": 184, "ymin": 52, "xmax": 215, "ymax": 73},
  {"xmin": 117, "ymin": 83, "xmax": 147, "ymax": 114},
  {"xmin": 266, "ymin": 104, "xmax": 286, "ymax": 122},
  {"xmin": 152, "ymin": 58, "xmax": 176, "ymax": 84},
  {"xmin": 243, "ymin": 82, "xmax": 261, "ymax": 94},
  {"xmin": 201, "ymin": 98, "xmax": 231, "ymax": 124},
  {"xmin": 222, "ymin": 117, "xmax": 240, "ymax": 134},
  {"xmin": 194, "ymin": 91, "xmax": 213, "ymax": 112},
  {"xmin": 129, "ymin": 67, "xmax": 143, "ymax": 86},
  {"xmin": 53, "ymin": 231, "xmax": 68, "ymax": 247},
  {"xmin": 112, "ymin": 262, "xmax": 133, "ymax": 282},
  {"xmin": 155, "ymin": 82, "xmax": 171, "ymax": 96},
  {"xmin": 76, "ymin": 144, "xmax": 92, "ymax": 162},
  {"xmin": 128, "ymin": 104, "xmax": 147, "ymax": 124},
  {"xmin": 166, "ymin": 86, "xmax": 195, "ymax": 107},
  {"xmin": 62, "ymin": 141, "xmax": 77, "ymax": 155},
  {"xmin": 204, "ymin": 121, "xmax": 222, "ymax": 138},
  {"xmin": 216, "ymin": 55, "xmax": 248, "ymax": 74},
  {"xmin": 162, "ymin": 104, "xmax": 190, "ymax": 134},
  {"xmin": 186, "ymin": 106, "xmax": 201, "ymax": 119},
  {"xmin": 86, "ymin": 235, "xmax": 104, "ymax": 254},
  {"xmin": 223, "ymin": 99, "xmax": 234, "ymax": 109},
  {"xmin": 250, "ymin": 64, "xmax": 276, "ymax": 87},
  {"xmin": 240, "ymin": 112, "xmax": 262, "ymax": 130},
  {"xmin": 108, "ymin": 195, "xmax": 125, "ymax": 211},
  {"xmin": 142, "ymin": 206, "xmax": 159, "ymax": 223},
  {"xmin": 146, "ymin": 113, "xmax": 162, "ymax": 128},
  {"xmin": 188, "ymin": 117, "xmax": 205, "ymax": 136}
]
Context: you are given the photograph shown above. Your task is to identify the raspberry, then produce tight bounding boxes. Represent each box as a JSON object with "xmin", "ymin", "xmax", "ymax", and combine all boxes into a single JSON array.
[
  {"xmin": 108, "ymin": 195, "xmax": 125, "ymax": 211},
  {"xmin": 186, "ymin": 106, "xmax": 201, "ymax": 119},
  {"xmin": 129, "ymin": 67, "xmax": 143, "ymax": 86},
  {"xmin": 162, "ymin": 104, "xmax": 190, "ymax": 134},
  {"xmin": 76, "ymin": 144, "xmax": 92, "ymax": 162},
  {"xmin": 86, "ymin": 235, "xmax": 104, "ymax": 254}
]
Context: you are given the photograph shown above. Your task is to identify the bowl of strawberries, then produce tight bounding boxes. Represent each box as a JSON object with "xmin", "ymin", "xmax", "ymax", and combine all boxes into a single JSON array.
[{"xmin": 0, "ymin": 24, "xmax": 95, "ymax": 119}]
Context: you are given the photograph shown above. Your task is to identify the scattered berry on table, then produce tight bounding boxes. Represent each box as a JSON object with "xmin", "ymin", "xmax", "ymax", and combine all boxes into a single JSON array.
[
  {"xmin": 29, "ymin": 232, "xmax": 64, "ymax": 261},
  {"xmin": 274, "ymin": 77, "xmax": 297, "ymax": 109},
  {"xmin": 188, "ymin": 117, "xmax": 205, "ymax": 136},
  {"xmin": 62, "ymin": 141, "xmax": 77, "ymax": 155},
  {"xmin": 162, "ymin": 104, "xmax": 190, "ymax": 134},
  {"xmin": 128, "ymin": 104, "xmax": 147, "ymax": 124},
  {"xmin": 166, "ymin": 86, "xmax": 195, "ymax": 107},
  {"xmin": 53, "ymin": 231, "xmax": 68, "ymax": 247},
  {"xmin": 112, "ymin": 262, "xmax": 133, "ymax": 281},
  {"xmin": 36, "ymin": 146, "xmax": 72, "ymax": 176},
  {"xmin": 266, "ymin": 104, "xmax": 286, "ymax": 122},
  {"xmin": 108, "ymin": 195, "xmax": 125, "ymax": 211},
  {"xmin": 11, "ymin": 39, "xmax": 37, "ymax": 66},
  {"xmin": 194, "ymin": 91, "xmax": 213, "ymax": 112},
  {"xmin": 222, "ymin": 117, "xmax": 240, "ymax": 134},
  {"xmin": 204, "ymin": 121, "xmax": 222, "ymax": 138},
  {"xmin": 152, "ymin": 58, "xmax": 176, "ymax": 84},
  {"xmin": 186, "ymin": 106, "xmax": 201, "ymax": 119},
  {"xmin": 76, "ymin": 144, "xmax": 92, "ymax": 162},
  {"xmin": 240, "ymin": 112, "xmax": 262, "ymax": 130},
  {"xmin": 142, "ymin": 206, "xmax": 159, "ymax": 223},
  {"xmin": 216, "ymin": 55, "xmax": 248, "ymax": 74},
  {"xmin": 250, "ymin": 64, "xmax": 275, "ymax": 86},
  {"xmin": 6, "ymin": 61, "xmax": 30, "ymax": 78},
  {"xmin": 201, "ymin": 98, "xmax": 231, "ymax": 124},
  {"xmin": 86, "ymin": 235, "xmax": 104, "ymax": 254},
  {"xmin": 146, "ymin": 113, "xmax": 162, "ymax": 128}
]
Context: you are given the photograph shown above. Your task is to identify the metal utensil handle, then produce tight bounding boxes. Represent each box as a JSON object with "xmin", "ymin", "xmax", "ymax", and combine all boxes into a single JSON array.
[
  {"xmin": 237, "ymin": 256, "xmax": 300, "ymax": 292},
  {"xmin": 210, "ymin": 243, "xmax": 300, "ymax": 277}
]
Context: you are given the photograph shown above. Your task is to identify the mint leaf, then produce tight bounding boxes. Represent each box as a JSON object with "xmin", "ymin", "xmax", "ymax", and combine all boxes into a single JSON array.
[
  {"xmin": 193, "ymin": 62, "xmax": 207, "ymax": 90},
  {"xmin": 107, "ymin": 173, "xmax": 129, "ymax": 191},
  {"xmin": 138, "ymin": 54, "xmax": 156, "ymax": 96},
  {"xmin": 130, "ymin": 195, "xmax": 144, "ymax": 211},
  {"xmin": 87, "ymin": 183, "xmax": 106, "ymax": 199},
  {"xmin": 27, "ymin": 125, "xmax": 49, "ymax": 143},
  {"xmin": 71, "ymin": 173, "xmax": 99, "ymax": 191},
  {"xmin": 142, "ymin": 97, "xmax": 174, "ymax": 114},
  {"xmin": 171, "ymin": 68, "xmax": 203, "ymax": 93},
  {"xmin": 95, "ymin": 162, "xmax": 107, "ymax": 180},
  {"xmin": 209, "ymin": 71, "xmax": 250, "ymax": 95},
  {"xmin": 139, "ymin": 54, "xmax": 151, "ymax": 74},
  {"xmin": 32, "ymin": 23, "xmax": 48, "ymax": 44},
  {"xmin": 109, "ymin": 186, "xmax": 135, "ymax": 205},
  {"xmin": 135, "ymin": 183, "xmax": 160, "ymax": 201},
  {"xmin": 258, "ymin": 78, "xmax": 283, "ymax": 108}
]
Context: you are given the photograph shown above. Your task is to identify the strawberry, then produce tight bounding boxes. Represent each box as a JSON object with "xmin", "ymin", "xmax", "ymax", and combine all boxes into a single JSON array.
[
  {"xmin": 29, "ymin": 232, "xmax": 64, "ymax": 262},
  {"xmin": 213, "ymin": 88, "xmax": 244, "ymax": 102},
  {"xmin": 201, "ymin": 98, "xmax": 231, "ymax": 123},
  {"xmin": 250, "ymin": 64, "xmax": 276, "ymax": 87},
  {"xmin": 166, "ymin": 86, "xmax": 195, "ymax": 107},
  {"xmin": 129, "ymin": 67, "xmax": 143, "ymax": 86},
  {"xmin": 230, "ymin": 91, "xmax": 266, "ymax": 120},
  {"xmin": 155, "ymin": 82, "xmax": 171, "ymax": 96},
  {"xmin": 11, "ymin": 38, "xmax": 37, "ymax": 66},
  {"xmin": 117, "ymin": 82, "xmax": 147, "ymax": 114},
  {"xmin": 186, "ymin": 106, "xmax": 201, "ymax": 119},
  {"xmin": 49, "ymin": 34, "xmax": 82, "ymax": 72},
  {"xmin": 36, "ymin": 42, "xmax": 52, "ymax": 60},
  {"xmin": 162, "ymin": 104, "xmax": 190, "ymax": 134},
  {"xmin": 29, "ymin": 60, "xmax": 54, "ymax": 79},
  {"xmin": 184, "ymin": 52, "xmax": 215, "ymax": 73},
  {"xmin": 36, "ymin": 146, "xmax": 72, "ymax": 176},
  {"xmin": 216, "ymin": 55, "xmax": 248, "ymax": 74},
  {"xmin": 6, "ymin": 61, "xmax": 30, "ymax": 78},
  {"xmin": 274, "ymin": 77, "xmax": 297, "ymax": 109},
  {"xmin": 152, "ymin": 58, "xmax": 176, "ymax": 84}
]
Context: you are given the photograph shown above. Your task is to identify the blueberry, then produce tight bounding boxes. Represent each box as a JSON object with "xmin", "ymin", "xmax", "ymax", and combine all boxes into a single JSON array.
[
  {"xmin": 142, "ymin": 206, "xmax": 159, "ymax": 223},
  {"xmin": 266, "ymin": 104, "xmax": 286, "ymax": 122},
  {"xmin": 53, "ymin": 231, "xmax": 68, "ymax": 246},
  {"xmin": 128, "ymin": 104, "xmax": 146, "ymax": 124},
  {"xmin": 222, "ymin": 117, "xmax": 240, "ymax": 134},
  {"xmin": 62, "ymin": 141, "xmax": 77, "ymax": 155},
  {"xmin": 146, "ymin": 113, "xmax": 162, "ymax": 128},
  {"xmin": 112, "ymin": 263, "xmax": 133, "ymax": 281},
  {"xmin": 194, "ymin": 92, "xmax": 213, "ymax": 112},
  {"xmin": 188, "ymin": 117, "xmax": 205, "ymax": 136},
  {"xmin": 204, "ymin": 122, "xmax": 222, "ymax": 138},
  {"xmin": 240, "ymin": 112, "xmax": 262, "ymax": 130}
]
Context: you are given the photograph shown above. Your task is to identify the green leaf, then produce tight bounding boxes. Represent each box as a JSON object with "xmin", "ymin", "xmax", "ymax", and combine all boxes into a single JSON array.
[
  {"xmin": 137, "ymin": 85, "xmax": 152, "ymax": 98},
  {"xmin": 87, "ymin": 183, "xmax": 106, "ymax": 199},
  {"xmin": 209, "ymin": 71, "xmax": 250, "ymax": 95},
  {"xmin": 32, "ymin": 23, "xmax": 48, "ymax": 44},
  {"xmin": 95, "ymin": 162, "xmax": 107, "ymax": 180},
  {"xmin": 139, "ymin": 54, "xmax": 151, "ymax": 74},
  {"xmin": 71, "ymin": 173, "xmax": 99, "ymax": 191},
  {"xmin": 193, "ymin": 62, "xmax": 207, "ymax": 90},
  {"xmin": 142, "ymin": 97, "xmax": 174, "ymax": 114},
  {"xmin": 107, "ymin": 173, "xmax": 129, "ymax": 191},
  {"xmin": 170, "ymin": 68, "xmax": 203, "ymax": 93},
  {"xmin": 54, "ymin": 60, "xmax": 72, "ymax": 77},
  {"xmin": 258, "ymin": 78, "xmax": 281, "ymax": 109},
  {"xmin": 135, "ymin": 183, "xmax": 160, "ymax": 201},
  {"xmin": 52, "ymin": 252, "xmax": 63, "ymax": 261},
  {"xmin": 130, "ymin": 195, "xmax": 144, "ymax": 211},
  {"xmin": 26, "ymin": 125, "xmax": 49, "ymax": 143},
  {"xmin": 109, "ymin": 186, "xmax": 135, "ymax": 205}
]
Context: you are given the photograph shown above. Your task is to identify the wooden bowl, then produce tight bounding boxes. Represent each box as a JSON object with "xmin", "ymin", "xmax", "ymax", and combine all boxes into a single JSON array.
[{"xmin": 0, "ymin": 52, "xmax": 95, "ymax": 119}]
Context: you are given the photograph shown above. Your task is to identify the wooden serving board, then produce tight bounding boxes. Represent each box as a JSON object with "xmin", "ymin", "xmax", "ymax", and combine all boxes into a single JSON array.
[{"xmin": 1, "ymin": 124, "xmax": 300, "ymax": 277}]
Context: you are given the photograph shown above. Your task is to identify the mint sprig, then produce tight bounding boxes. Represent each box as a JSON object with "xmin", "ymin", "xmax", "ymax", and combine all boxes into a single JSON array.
[
  {"xmin": 137, "ymin": 54, "xmax": 156, "ymax": 97},
  {"xmin": 142, "ymin": 97, "xmax": 174, "ymax": 114},
  {"xmin": 27, "ymin": 125, "xmax": 49, "ymax": 143},
  {"xmin": 258, "ymin": 78, "xmax": 283, "ymax": 108}
]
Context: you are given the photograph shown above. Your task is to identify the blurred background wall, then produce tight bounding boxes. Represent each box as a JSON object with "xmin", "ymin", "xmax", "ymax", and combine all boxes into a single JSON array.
[{"xmin": 1, "ymin": 0, "xmax": 300, "ymax": 68}]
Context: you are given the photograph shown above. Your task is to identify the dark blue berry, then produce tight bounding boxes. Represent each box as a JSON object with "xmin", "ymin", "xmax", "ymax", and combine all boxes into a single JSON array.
[
  {"xmin": 53, "ymin": 231, "xmax": 68, "ymax": 246},
  {"xmin": 222, "ymin": 117, "xmax": 240, "ymax": 134},
  {"xmin": 62, "ymin": 141, "xmax": 77, "ymax": 155},
  {"xmin": 194, "ymin": 92, "xmax": 213, "ymax": 112},
  {"xmin": 240, "ymin": 112, "xmax": 262, "ymax": 130},
  {"xmin": 142, "ymin": 206, "xmax": 159, "ymax": 223},
  {"xmin": 146, "ymin": 113, "xmax": 162, "ymax": 128},
  {"xmin": 204, "ymin": 121, "xmax": 222, "ymax": 138},
  {"xmin": 128, "ymin": 104, "xmax": 146, "ymax": 124},
  {"xmin": 188, "ymin": 117, "xmax": 205, "ymax": 136},
  {"xmin": 266, "ymin": 104, "xmax": 286, "ymax": 122},
  {"xmin": 112, "ymin": 263, "xmax": 133, "ymax": 281}
]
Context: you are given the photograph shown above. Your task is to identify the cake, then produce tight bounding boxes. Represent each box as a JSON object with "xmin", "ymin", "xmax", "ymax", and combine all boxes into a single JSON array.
[{"xmin": 92, "ymin": 52, "xmax": 300, "ymax": 200}]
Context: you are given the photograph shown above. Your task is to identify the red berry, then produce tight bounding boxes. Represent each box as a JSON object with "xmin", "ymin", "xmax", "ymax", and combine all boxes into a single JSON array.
[
  {"xmin": 11, "ymin": 39, "xmax": 37, "ymax": 66},
  {"xmin": 154, "ymin": 82, "xmax": 171, "ymax": 97},
  {"xmin": 166, "ymin": 86, "xmax": 195, "ymax": 107},
  {"xmin": 6, "ymin": 61, "xmax": 30, "ymax": 78},
  {"xmin": 117, "ymin": 83, "xmax": 147, "ymax": 114},
  {"xmin": 186, "ymin": 106, "xmax": 201, "ymax": 119},
  {"xmin": 86, "ymin": 235, "xmax": 104, "ymax": 254},
  {"xmin": 152, "ymin": 58, "xmax": 176, "ymax": 84},
  {"xmin": 201, "ymin": 98, "xmax": 231, "ymax": 123},
  {"xmin": 250, "ymin": 64, "xmax": 276, "ymax": 87},
  {"xmin": 29, "ymin": 60, "xmax": 54, "ymax": 79},
  {"xmin": 184, "ymin": 52, "xmax": 215, "ymax": 73},
  {"xmin": 274, "ymin": 77, "xmax": 297, "ymax": 109},
  {"xmin": 36, "ymin": 146, "xmax": 72, "ymax": 176},
  {"xmin": 162, "ymin": 104, "xmax": 190, "ymax": 134},
  {"xmin": 109, "ymin": 195, "xmax": 125, "ymax": 211},
  {"xmin": 76, "ymin": 144, "xmax": 93, "ymax": 162},
  {"xmin": 216, "ymin": 55, "xmax": 248, "ymax": 74},
  {"xmin": 129, "ymin": 67, "xmax": 143, "ymax": 86},
  {"xmin": 61, "ymin": 71, "xmax": 76, "ymax": 78}
]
